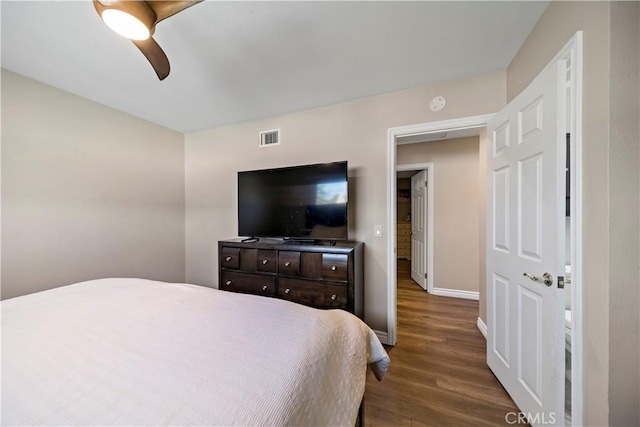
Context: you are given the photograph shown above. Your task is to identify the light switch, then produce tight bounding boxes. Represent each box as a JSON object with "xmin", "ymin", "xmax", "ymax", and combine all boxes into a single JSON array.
[{"xmin": 374, "ymin": 225, "xmax": 383, "ymax": 237}]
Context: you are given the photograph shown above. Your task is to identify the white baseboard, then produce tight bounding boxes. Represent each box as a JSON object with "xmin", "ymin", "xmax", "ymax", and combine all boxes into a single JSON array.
[
  {"xmin": 431, "ymin": 287, "xmax": 479, "ymax": 300},
  {"xmin": 477, "ymin": 317, "xmax": 487, "ymax": 340},
  {"xmin": 374, "ymin": 330, "xmax": 390, "ymax": 345}
]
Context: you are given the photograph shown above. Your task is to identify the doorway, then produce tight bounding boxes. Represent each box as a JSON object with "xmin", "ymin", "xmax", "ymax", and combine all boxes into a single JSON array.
[
  {"xmin": 385, "ymin": 32, "xmax": 584, "ymax": 425},
  {"xmin": 396, "ymin": 164, "xmax": 433, "ymax": 292},
  {"xmin": 386, "ymin": 114, "xmax": 493, "ymax": 347}
]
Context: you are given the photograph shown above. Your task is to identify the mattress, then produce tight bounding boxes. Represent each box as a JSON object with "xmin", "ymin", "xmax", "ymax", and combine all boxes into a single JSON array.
[{"xmin": 2, "ymin": 278, "xmax": 389, "ymax": 426}]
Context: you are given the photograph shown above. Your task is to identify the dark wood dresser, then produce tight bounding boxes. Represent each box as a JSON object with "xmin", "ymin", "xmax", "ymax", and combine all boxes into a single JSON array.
[{"xmin": 218, "ymin": 239, "xmax": 364, "ymax": 318}]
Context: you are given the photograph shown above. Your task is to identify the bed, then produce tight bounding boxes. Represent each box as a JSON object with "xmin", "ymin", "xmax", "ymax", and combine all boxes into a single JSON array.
[{"xmin": 1, "ymin": 278, "xmax": 389, "ymax": 426}]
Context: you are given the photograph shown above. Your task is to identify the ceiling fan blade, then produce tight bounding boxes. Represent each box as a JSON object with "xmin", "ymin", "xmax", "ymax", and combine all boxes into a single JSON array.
[
  {"xmin": 94, "ymin": 0, "xmax": 119, "ymax": 7},
  {"xmin": 92, "ymin": 0, "xmax": 109, "ymax": 16},
  {"xmin": 149, "ymin": 1, "xmax": 203, "ymax": 24},
  {"xmin": 131, "ymin": 37, "xmax": 170, "ymax": 80}
]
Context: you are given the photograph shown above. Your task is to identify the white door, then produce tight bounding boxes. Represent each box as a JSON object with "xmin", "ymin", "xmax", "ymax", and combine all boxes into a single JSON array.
[
  {"xmin": 411, "ymin": 170, "xmax": 427, "ymax": 290},
  {"xmin": 487, "ymin": 60, "xmax": 566, "ymax": 425}
]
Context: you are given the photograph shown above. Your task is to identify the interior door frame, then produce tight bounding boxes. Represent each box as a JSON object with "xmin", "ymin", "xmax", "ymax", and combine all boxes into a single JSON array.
[
  {"xmin": 549, "ymin": 31, "xmax": 584, "ymax": 427},
  {"xmin": 386, "ymin": 114, "xmax": 494, "ymax": 347},
  {"xmin": 396, "ymin": 163, "xmax": 434, "ymax": 293}
]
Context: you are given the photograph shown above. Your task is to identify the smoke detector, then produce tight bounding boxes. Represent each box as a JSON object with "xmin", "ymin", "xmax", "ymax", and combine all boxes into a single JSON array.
[{"xmin": 429, "ymin": 96, "xmax": 446, "ymax": 112}]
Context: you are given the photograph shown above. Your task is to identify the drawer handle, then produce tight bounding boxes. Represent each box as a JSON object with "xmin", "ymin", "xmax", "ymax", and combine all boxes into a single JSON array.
[
  {"xmin": 331, "ymin": 294, "xmax": 337, "ymax": 300},
  {"xmin": 262, "ymin": 285, "xmax": 268, "ymax": 291},
  {"xmin": 225, "ymin": 280, "xmax": 232, "ymax": 286},
  {"xmin": 331, "ymin": 265, "xmax": 337, "ymax": 271},
  {"xmin": 262, "ymin": 259, "xmax": 269, "ymax": 265},
  {"xmin": 225, "ymin": 256, "xmax": 232, "ymax": 262},
  {"xmin": 284, "ymin": 288, "xmax": 291, "ymax": 294},
  {"xmin": 285, "ymin": 261, "xmax": 291, "ymax": 267}
]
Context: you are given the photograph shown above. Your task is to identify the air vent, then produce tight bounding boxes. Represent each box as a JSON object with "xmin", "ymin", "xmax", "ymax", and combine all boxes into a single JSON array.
[
  {"xmin": 259, "ymin": 129, "xmax": 280, "ymax": 147},
  {"xmin": 396, "ymin": 131, "xmax": 448, "ymax": 145},
  {"xmin": 421, "ymin": 132, "xmax": 448, "ymax": 141}
]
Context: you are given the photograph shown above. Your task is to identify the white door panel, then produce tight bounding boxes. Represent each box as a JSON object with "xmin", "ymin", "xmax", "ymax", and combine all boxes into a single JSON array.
[
  {"xmin": 411, "ymin": 171, "xmax": 427, "ymax": 290},
  {"xmin": 519, "ymin": 154, "xmax": 543, "ymax": 261},
  {"xmin": 491, "ymin": 272, "xmax": 510, "ymax": 366},
  {"xmin": 493, "ymin": 166, "xmax": 510, "ymax": 253},
  {"xmin": 487, "ymin": 60, "xmax": 566, "ymax": 425}
]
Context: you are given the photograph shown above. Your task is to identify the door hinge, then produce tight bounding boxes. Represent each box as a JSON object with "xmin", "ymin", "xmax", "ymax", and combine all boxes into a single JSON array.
[
  {"xmin": 558, "ymin": 276, "xmax": 565, "ymax": 289},
  {"xmin": 424, "ymin": 273, "xmax": 428, "ymax": 279}
]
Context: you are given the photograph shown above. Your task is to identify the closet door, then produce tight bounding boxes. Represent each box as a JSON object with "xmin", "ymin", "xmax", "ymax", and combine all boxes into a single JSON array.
[{"xmin": 410, "ymin": 170, "xmax": 427, "ymax": 290}]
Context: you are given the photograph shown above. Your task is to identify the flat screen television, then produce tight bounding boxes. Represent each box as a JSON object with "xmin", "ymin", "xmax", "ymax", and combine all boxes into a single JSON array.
[{"xmin": 238, "ymin": 161, "xmax": 348, "ymax": 241}]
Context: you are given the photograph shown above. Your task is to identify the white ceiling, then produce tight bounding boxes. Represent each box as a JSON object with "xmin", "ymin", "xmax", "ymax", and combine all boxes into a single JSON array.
[{"xmin": 1, "ymin": 1, "xmax": 548, "ymax": 133}]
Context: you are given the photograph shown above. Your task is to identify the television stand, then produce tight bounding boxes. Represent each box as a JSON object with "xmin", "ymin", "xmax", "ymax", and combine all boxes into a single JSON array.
[
  {"xmin": 281, "ymin": 239, "xmax": 338, "ymax": 246},
  {"xmin": 218, "ymin": 238, "xmax": 364, "ymax": 318},
  {"xmin": 282, "ymin": 238, "xmax": 316, "ymax": 245},
  {"xmin": 241, "ymin": 236, "xmax": 259, "ymax": 243}
]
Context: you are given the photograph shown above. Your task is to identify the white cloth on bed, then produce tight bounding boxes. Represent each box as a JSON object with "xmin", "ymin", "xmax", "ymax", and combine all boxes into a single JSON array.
[{"xmin": 2, "ymin": 278, "xmax": 389, "ymax": 426}]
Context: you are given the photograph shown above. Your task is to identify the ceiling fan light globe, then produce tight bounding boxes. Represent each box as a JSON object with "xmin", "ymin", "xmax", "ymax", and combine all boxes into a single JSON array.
[{"xmin": 101, "ymin": 9, "xmax": 150, "ymax": 40}]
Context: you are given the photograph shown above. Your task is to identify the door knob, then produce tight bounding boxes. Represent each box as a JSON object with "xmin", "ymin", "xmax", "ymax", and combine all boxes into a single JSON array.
[{"xmin": 523, "ymin": 272, "xmax": 553, "ymax": 287}]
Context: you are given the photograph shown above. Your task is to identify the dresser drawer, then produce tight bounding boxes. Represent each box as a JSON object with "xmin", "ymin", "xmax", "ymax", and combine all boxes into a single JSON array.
[
  {"xmin": 220, "ymin": 271, "xmax": 276, "ymax": 296},
  {"xmin": 257, "ymin": 250, "xmax": 277, "ymax": 273},
  {"xmin": 397, "ymin": 235, "xmax": 411, "ymax": 243},
  {"xmin": 397, "ymin": 222, "xmax": 411, "ymax": 230},
  {"xmin": 397, "ymin": 249, "xmax": 411, "ymax": 258},
  {"xmin": 235, "ymin": 248, "xmax": 276, "ymax": 273},
  {"xmin": 279, "ymin": 278, "xmax": 346, "ymax": 309},
  {"xmin": 322, "ymin": 253, "xmax": 348, "ymax": 281},
  {"xmin": 279, "ymin": 251, "xmax": 300, "ymax": 276},
  {"xmin": 397, "ymin": 241, "xmax": 411, "ymax": 250},
  {"xmin": 397, "ymin": 228, "xmax": 412, "ymax": 236},
  {"xmin": 218, "ymin": 239, "xmax": 363, "ymax": 317},
  {"xmin": 221, "ymin": 247, "xmax": 240, "ymax": 269}
]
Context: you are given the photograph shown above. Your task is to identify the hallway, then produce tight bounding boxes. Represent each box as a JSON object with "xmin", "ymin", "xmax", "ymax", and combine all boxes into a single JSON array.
[{"xmin": 364, "ymin": 260, "xmax": 519, "ymax": 426}]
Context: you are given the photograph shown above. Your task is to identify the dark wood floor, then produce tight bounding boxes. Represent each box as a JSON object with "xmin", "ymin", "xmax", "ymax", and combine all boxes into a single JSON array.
[{"xmin": 364, "ymin": 260, "xmax": 519, "ymax": 426}]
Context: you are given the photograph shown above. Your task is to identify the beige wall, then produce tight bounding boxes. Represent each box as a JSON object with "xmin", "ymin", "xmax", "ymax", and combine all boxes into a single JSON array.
[
  {"xmin": 609, "ymin": 3, "xmax": 640, "ymax": 425},
  {"xmin": 397, "ymin": 136, "xmax": 480, "ymax": 294},
  {"xmin": 1, "ymin": 70, "xmax": 186, "ymax": 299},
  {"xmin": 507, "ymin": 1, "xmax": 640, "ymax": 424},
  {"xmin": 185, "ymin": 70, "xmax": 506, "ymax": 331},
  {"xmin": 478, "ymin": 128, "xmax": 487, "ymax": 325}
]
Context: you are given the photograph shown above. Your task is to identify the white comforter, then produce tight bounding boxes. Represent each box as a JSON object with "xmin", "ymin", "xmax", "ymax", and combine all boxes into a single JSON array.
[{"xmin": 1, "ymin": 278, "xmax": 389, "ymax": 426}]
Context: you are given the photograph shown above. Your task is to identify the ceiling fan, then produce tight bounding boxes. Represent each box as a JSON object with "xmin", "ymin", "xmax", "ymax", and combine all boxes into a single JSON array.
[{"xmin": 93, "ymin": 1, "xmax": 203, "ymax": 80}]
